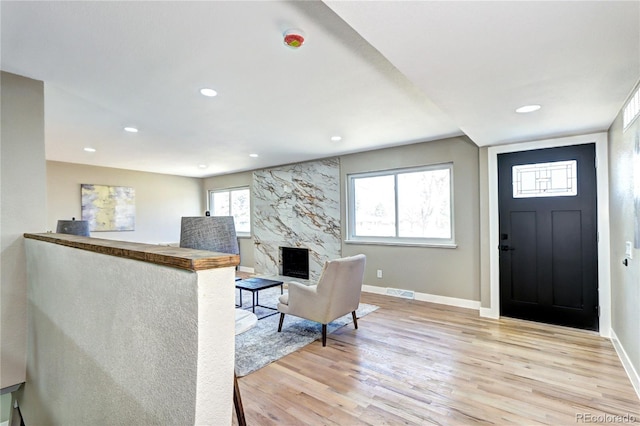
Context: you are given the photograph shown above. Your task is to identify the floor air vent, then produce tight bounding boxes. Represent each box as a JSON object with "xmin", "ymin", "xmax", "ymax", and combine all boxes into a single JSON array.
[{"xmin": 385, "ymin": 288, "xmax": 415, "ymax": 299}]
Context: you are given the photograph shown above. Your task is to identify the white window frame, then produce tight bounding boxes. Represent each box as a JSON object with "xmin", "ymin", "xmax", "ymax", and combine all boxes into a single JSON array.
[
  {"xmin": 207, "ymin": 186, "xmax": 251, "ymax": 237},
  {"xmin": 346, "ymin": 163, "xmax": 455, "ymax": 247}
]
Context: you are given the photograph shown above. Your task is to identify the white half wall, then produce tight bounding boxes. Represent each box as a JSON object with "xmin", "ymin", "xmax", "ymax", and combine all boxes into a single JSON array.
[{"xmin": 21, "ymin": 239, "xmax": 235, "ymax": 425}]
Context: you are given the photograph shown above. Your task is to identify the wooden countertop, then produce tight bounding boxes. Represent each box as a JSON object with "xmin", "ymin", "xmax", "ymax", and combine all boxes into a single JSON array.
[{"xmin": 24, "ymin": 233, "xmax": 240, "ymax": 272}]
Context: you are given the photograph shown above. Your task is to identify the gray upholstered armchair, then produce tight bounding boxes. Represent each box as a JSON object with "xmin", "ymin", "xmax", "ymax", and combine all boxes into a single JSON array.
[
  {"xmin": 277, "ymin": 254, "xmax": 366, "ymax": 346},
  {"xmin": 179, "ymin": 216, "xmax": 239, "ymax": 255}
]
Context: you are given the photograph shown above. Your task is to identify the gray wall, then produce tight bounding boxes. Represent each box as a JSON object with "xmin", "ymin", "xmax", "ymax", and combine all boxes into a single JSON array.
[
  {"xmin": 1, "ymin": 72, "xmax": 47, "ymax": 390},
  {"xmin": 47, "ymin": 161, "xmax": 204, "ymax": 244},
  {"xmin": 341, "ymin": 136, "xmax": 481, "ymax": 300},
  {"xmin": 608, "ymin": 92, "xmax": 640, "ymax": 382},
  {"xmin": 205, "ymin": 137, "xmax": 481, "ymax": 302}
]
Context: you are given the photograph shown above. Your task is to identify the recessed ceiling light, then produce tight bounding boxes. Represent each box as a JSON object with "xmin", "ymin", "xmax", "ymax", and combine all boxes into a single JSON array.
[
  {"xmin": 249, "ymin": 153, "xmax": 259, "ymax": 158},
  {"xmin": 330, "ymin": 136, "xmax": 342, "ymax": 142},
  {"xmin": 124, "ymin": 126, "xmax": 138, "ymax": 133},
  {"xmin": 198, "ymin": 164, "xmax": 208, "ymax": 169},
  {"xmin": 515, "ymin": 104, "xmax": 541, "ymax": 113},
  {"xmin": 200, "ymin": 88, "xmax": 218, "ymax": 97},
  {"xmin": 84, "ymin": 147, "xmax": 96, "ymax": 152}
]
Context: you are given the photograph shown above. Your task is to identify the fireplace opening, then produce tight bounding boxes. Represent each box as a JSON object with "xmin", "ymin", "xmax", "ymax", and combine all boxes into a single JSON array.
[{"xmin": 281, "ymin": 247, "xmax": 309, "ymax": 279}]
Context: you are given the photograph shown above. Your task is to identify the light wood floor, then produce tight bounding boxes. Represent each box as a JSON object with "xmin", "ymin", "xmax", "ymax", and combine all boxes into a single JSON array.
[{"xmin": 235, "ymin": 292, "xmax": 640, "ymax": 425}]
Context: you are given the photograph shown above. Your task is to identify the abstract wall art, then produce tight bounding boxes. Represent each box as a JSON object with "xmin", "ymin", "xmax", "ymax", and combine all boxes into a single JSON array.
[{"xmin": 81, "ymin": 184, "xmax": 135, "ymax": 231}]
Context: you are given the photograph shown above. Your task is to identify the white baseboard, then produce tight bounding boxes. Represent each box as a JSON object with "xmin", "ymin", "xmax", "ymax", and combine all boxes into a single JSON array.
[
  {"xmin": 415, "ymin": 292, "xmax": 480, "ymax": 310},
  {"xmin": 1, "ymin": 420, "xmax": 8, "ymax": 426},
  {"xmin": 238, "ymin": 266, "xmax": 255, "ymax": 273},
  {"xmin": 610, "ymin": 328, "xmax": 640, "ymax": 400},
  {"xmin": 361, "ymin": 285, "xmax": 387, "ymax": 295},
  {"xmin": 362, "ymin": 285, "xmax": 480, "ymax": 310},
  {"xmin": 479, "ymin": 307, "xmax": 499, "ymax": 319}
]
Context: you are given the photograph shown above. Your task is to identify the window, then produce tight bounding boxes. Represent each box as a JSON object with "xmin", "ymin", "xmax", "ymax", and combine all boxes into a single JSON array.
[
  {"xmin": 208, "ymin": 187, "xmax": 251, "ymax": 235},
  {"xmin": 512, "ymin": 160, "xmax": 577, "ymax": 198},
  {"xmin": 347, "ymin": 163, "xmax": 454, "ymax": 246}
]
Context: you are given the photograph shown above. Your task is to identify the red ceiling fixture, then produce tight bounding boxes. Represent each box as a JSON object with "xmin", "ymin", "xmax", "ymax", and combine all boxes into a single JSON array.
[{"xmin": 283, "ymin": 29, "xmax": 305, "ymax": 49}]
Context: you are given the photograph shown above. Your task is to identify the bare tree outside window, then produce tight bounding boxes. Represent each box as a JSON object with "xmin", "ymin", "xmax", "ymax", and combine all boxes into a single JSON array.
[
  {"xmin": 348, "ymin": 164, "xmax": 453, "ymax": 245},
  {"xmin": 231, "ymin": 189, "xmax": 250, "ymax": 233},
  {"xmin": 398, "ymin": 169, "xmax": 451, "ymax": 239},
  {"xmin": 209, "ymin": 187, "xmax": 251, "ymax": 235},
  {"xmin": 353, "ymin": 175, "xmax": 395, "ymax": 237}
]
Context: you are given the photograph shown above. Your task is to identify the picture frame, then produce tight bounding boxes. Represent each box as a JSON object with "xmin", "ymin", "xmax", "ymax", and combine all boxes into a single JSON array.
[{"xmin": 81, "ymin": 184, "xmax": 135, "ymax": 231}]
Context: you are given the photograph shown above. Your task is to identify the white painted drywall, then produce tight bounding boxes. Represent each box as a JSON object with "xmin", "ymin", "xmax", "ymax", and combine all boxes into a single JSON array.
[
  {"xmin": 608, "ymin": 95, "xmax": 640, "ymax": 396},
  {"xmin": 0, "ymin": 71, "xmax": 47, "ymax": 390},
  {"xmin": 194, "ymin": 268, "xmax": 236, "ymax": 423}
]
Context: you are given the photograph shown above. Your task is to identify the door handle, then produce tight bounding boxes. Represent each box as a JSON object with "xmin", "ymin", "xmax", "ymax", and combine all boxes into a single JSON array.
[{"xmin": 499, "ymin": 245, "xmax": 515, "ymax": 251}]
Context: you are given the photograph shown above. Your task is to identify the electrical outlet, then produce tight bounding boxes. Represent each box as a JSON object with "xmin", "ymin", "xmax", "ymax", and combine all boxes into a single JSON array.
[
  {"xmin": 626, "ymin": 241, "xmax": 633, "ymax": 259},
  {"xmin": 376, "ymin": 269, "xmax": 383, "ymax": 279}
]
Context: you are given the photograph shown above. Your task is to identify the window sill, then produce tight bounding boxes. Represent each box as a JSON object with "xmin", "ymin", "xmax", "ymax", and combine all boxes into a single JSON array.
[{"xmin": 344, "ymin": 239, "xmax": 457, "ymax": 249}]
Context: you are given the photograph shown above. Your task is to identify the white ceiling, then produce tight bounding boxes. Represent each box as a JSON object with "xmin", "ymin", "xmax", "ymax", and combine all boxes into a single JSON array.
[{"xmin": 2, "ymin": 1, "xmax": 638, "ymax": 178}]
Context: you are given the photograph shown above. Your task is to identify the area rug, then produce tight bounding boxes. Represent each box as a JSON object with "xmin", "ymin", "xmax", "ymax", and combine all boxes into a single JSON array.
[{"xmin": 235, "ymin": 286, "xmax": 379, "ymax": 377}]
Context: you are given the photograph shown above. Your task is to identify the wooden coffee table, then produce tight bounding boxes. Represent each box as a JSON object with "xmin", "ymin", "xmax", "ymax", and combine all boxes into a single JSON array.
[{"xmin": 235, "ymin": 277, "xmax": 284, "ymax": 319}]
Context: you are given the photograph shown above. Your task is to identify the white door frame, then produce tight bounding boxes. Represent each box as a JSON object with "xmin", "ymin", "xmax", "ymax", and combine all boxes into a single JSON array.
[{"xmin": 485, "ymin": 132, "xmax": 611, "ymax": 337}]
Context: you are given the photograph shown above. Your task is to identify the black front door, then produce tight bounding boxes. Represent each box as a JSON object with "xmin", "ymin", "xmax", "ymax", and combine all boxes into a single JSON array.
[{"xmin": 498, "ymin": 144, "xmax": 598, "ymax": 331}]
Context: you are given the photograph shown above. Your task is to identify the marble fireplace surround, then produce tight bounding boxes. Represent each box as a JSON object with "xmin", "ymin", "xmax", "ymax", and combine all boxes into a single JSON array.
[{"xmin": 253, "ymin": 158, "xmax": 341, "ymax": 283}]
